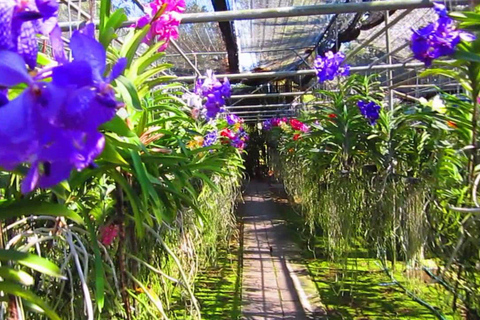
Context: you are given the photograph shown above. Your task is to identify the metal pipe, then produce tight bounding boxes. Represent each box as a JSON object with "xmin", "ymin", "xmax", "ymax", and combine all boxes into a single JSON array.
[
  {"xmin": 170, "ymin": 39, "xmax": 201, "ymax": 77},
  {"xmin": 230, "ymin": 92, "xmax": 312, "ymax": 99},
  {"xmin": 226, "ymin": 102, "xmax": 324, "ymax": 109},
  {"xmin": 59, "ymin": 0, "xmax": 457, "ymax": 31},
  {"xmin": 231, "ymin": 110, "xmax": 296, "ymax": 115},
  {"xmin": 227, "ymin": 81, "xmax": 458, "ymax": 100},
  {"xmin": 385, "ymin": 11, "xmax": 394, "ymax": 110},
  {"xmin": 345, "ymin": 9, "xmax": 412, "ymax": 63},
  {"xmin": 171, "ymin": 61, "xmax": 447, "ymax": 82},
  {"xmin": 368, "ymin": 42, "xmax": 409, "ymax": 68}
]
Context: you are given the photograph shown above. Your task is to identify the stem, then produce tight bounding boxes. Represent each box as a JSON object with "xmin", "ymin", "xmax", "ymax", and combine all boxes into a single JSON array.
[
  {"xmin": 115, "ymin": 183, "xmax": 131, "ymax": 320},
  {"xmin": 469, "ymin": 92, "xmax": 478, "ymax": 185}
]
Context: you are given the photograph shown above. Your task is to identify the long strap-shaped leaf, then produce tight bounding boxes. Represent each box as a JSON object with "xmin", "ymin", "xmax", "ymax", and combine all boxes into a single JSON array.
[
  {"xmin": 0, "ymin": 200, "xmax": 84, "ymax": 225},
  {"xmin": 0, "ymin": 250, "xmax": 65, "ymax": 279},
  {"xmin": 0, "ymin": 282, "xmax": 61, "ymax": 320}
]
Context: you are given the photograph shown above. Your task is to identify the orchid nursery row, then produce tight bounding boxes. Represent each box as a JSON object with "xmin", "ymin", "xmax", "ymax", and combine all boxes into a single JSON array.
[{"xmin": 263, "ymin": 3, "xmax": 480, "ymax": 318}]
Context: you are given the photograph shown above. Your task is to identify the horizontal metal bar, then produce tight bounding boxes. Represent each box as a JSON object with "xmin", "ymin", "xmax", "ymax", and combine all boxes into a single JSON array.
[
  {"xmin": 171, "ymin": 61, "xmax": 455, "ymax": 82},
  {"xmin": 368, "ymin": 42, "xmax": 409, "ymax": 68},
  {"xmin": 59, "ymin": 0, "xmax": 451, "ymax": 31},
  {"xmin": 181, "ymin": 0, "xmax": 438, "ymax": 23},
  {"xmin": 226, "ymin": 102, "xmax": 324, "ymax": 109},
  {"xmin": 395, "ymin": 83, "xmax": 461, "ymax": 89},
  {"xmin": 345, "ymin": 9, "xmax": 412, "ymax": 62},
  {"xmin": 165, "ymin": 47, "xmax": 308, "ymax": 58},
  {"xmin": 230, "ymin": 92, "xmax": 311, "ymax": 99},
  {"xmin": 228, "ymin": 81, "xmax": 459, "ymax": 100},
  {"xmin": 230, "ymin": 109, "xmax": 296, "ymax": 115}
]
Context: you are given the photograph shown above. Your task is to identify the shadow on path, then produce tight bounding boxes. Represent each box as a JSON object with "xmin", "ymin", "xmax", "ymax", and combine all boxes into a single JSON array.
[{"xmin": 239, "ymin": 180, "xmax": 325, "ymax": 320}]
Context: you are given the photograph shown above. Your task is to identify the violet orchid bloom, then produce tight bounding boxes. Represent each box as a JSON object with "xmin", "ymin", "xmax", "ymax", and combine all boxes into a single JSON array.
[
  {"xmin": 0, "ymin": 24, "xmax": 126, "ymax": 193},
  {"xmin": 203, "ymin": 130, "xmax": 218, "ymax": 147},
  {"xmin": 314, "ymin": 51, "xmax": 350, "ymax": 83},
  {"xmin": 58, "ymin": 24, "xmax": 127, "ymax": 132},
  {"xmin": 0, "ymin": 0, "xmax": 63, "ymax": 68},
  {"xmin": 263, "ymin": 119, "xmax": 273, "ymax": 131},
  {"xmin": 196, "ymin": 70, "xmax": 231, "ymax": 120},
  {"xmin": 238, "ymin": 128, "xmax": 249, "ymax": 141},
  {"xmin": 231, "ymin": 136, "xmax": 245, "ymax": 150},
  {"xmin": 411, "ymin": 2, "xmax": 475, "ymax": 66},
  {"xmin": 357, "ymin": 100, "xmax": 381, "ymax": 125},
  {"xmin": 226, "ymin": 114, "xmax": 240, "ymax": 125}
]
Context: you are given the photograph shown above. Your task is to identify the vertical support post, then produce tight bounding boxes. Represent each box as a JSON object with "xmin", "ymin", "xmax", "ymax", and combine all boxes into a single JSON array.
[
  {"xmin": 415, "ymin": 67, "xmax": 419, "ymax": 98},
  {"xmin": 385, "ymin": 10, "xmax": 394, "ymax": 110}
]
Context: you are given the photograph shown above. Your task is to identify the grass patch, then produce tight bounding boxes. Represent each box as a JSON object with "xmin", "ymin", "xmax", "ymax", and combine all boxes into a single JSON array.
[
  {"xmin": 270, "ymin": 185, "xmax": 464, "ymax": 320},
  {"xmin": 171, "ymin": 229, "xmax": 243, "ymax": 319}
]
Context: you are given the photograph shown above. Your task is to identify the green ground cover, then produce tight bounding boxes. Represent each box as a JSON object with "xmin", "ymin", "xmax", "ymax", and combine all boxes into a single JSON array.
[
  {"xmin": 274, "ymin": 194, "xmax": 464, "ymax": 320},
  {"xmin": 172, "ymin": 235, "xmax": 242, "ymax": 319}
]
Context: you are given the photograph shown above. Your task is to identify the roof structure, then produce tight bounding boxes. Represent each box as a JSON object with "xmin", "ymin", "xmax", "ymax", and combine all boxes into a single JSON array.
[{"xmin": 57, "ymin": 0, "xmax": 470, "ymax": 121}]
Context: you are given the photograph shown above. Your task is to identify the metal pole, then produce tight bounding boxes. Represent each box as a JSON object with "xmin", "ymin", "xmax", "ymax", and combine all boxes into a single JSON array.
[
  {"xmin": 230, "ymin": 92, "xmax": 312, "ymax": 99},
  {"xmin": 59, "ymin": 0, "xmax": 459, "ymax": 31},
  {"xmin": 227, "ymin": 82, "xmax": 459, "ymax": 101},
  {"xmin": 345, "ymin": 9, "xmax": 412, "ymax": 63},
  {"xmin": 169, "ymin": 40, "xmax": 201, "ymax": 77},
  {"xmin": 169, "ymin": 61, "xmax": 453, "ymax": 82},
  {"xmin": 230, "ymin": 110, "xmax": 296, "ymax": 115},
  {"xmin": 226, "ymin": 102, "xmax": 324, "ymax": 109},
  {"xmin": 385, "ymin": 11, "xmax": 394, "ymax": 110},
  {"xmin": 368, "ymin": 41, "xmax": 409, "ymax": 68}
]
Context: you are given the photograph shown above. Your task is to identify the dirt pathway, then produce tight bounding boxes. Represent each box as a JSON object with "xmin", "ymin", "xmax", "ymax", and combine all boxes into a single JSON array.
[{"xmin": 238, "ymin": 180, "xmax": 325, "ymax": 320}]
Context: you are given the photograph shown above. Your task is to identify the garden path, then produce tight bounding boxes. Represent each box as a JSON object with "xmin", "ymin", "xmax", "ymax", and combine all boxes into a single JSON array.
[{"xmin": 239, "ymin": 180, "xmax": 326, "ymax": 320}]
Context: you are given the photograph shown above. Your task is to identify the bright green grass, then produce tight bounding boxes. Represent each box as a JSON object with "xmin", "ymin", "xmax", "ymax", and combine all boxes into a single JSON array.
[
  {"xmin": 272, "ymin": 195, "xmax": 464, "ymax": 320},
  {"xmin": 171, "ymin": 241, "xmax": 242, "ymax": 319},
  {"xmin": 194, "ymin": 246, "xmax": 242, "ymax": 319},
  {"xmin": 305, "ymin": 258, "xmax": 462, "ymax": 319}
]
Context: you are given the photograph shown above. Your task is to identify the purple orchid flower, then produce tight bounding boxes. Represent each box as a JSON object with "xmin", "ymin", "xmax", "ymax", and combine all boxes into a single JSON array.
[
  {"xmin": 0, "ymin": 0, "xmax": 63, "ymax": 69},
  {"xmin": 230, "ymin": 136, "xmax": 245, "ymax": 150},
  {"xmin": 411, "ymin": 2, "xmax": 475, "ymax": 66},
  {"xmin": 226, "ymin": 114, "xmax": 240, "ymax": 126},
  {"xmin": 0, "ymin": 24, "xmax": 126, "ymax": 193},
  {"xmin": 195, "ymin": 70, "xmax": 231, "ymax": 120},
  {"xmin": 357, "ymin": 100, "xmax": 381, "ymax": 125},
  {"xmin": 203, "ymin": 130, "xmax": 218, "ymax": 147},
  {"xmin": 262, "ymin": 119, "xmax": 273, "ymax": 131},
  {"xmin": 314, "ymin": 51, "xmax": 350, "ymax": 83}
]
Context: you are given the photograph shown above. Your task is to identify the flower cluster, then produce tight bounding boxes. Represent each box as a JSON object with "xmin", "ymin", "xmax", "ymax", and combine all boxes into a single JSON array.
[
  {"xmin": 100, "ymin": 224, "xmax": 120, "ymax": 246},
  {"xmin": 219, "ymin": 114, "xmax": 248, "ymax": 150},
  {"xmin": 203, "ymin": 130, "xmax": 218, "ymax": 147},
  {"xmin": 289, "ymin": 119, "xmax": 310, "ymax": 133},
  {"xmin": 263, "ymin": 117, "xmax": 309, "ymax": 133},
  {"xmin": 0, "ymin": 23, "xmax": 125, "ymax": 193},
  {"xmin": 357, "ymin": 100, "xmax": 381, "ymax": 125},
  {"xmin": 187, "ymin": 114, "xmax": 248, "ymax": 151},
  {"xmin": 411, "ymin": 2, "xmax": 474, "ymax": 66},
  {"xmin": 195, "ymin": 70, "xmax": 231, "ymax": 120},
  {"xmin": 263, "ymin": 117, "xmax": 287, "ymax": 130},
  {"xmin": 133, "ymin": 0, "xmax": 186, "ymax": 52},
  {"xmin": 219, "ymin": 128, "xmax": 248, "ymax": 150},
  {"xmin": 187, "ymin": 135, "xmax": 204, "ymax": 149},
  {"xmin": 0, "ymin": 0, "xmax": 64, "ymax": 68},
  {"xmin": 314, "ymin": 51, "xmax": 350, "ymax": 83}
]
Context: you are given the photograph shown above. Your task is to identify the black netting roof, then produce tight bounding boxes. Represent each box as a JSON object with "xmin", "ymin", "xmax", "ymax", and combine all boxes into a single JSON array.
[
  {"xmin": 58, "ymin": 0, "xmax": 465, "ymax": 76},
  {"xmin": 56, "ymin": 0, "xmax": 467, "ymax": 116}
]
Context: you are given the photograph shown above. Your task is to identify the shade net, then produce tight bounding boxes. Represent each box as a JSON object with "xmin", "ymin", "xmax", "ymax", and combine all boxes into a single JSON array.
[{"xmin": 56, "ymin": 0, "xmax": 468, "ymax": 117}]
